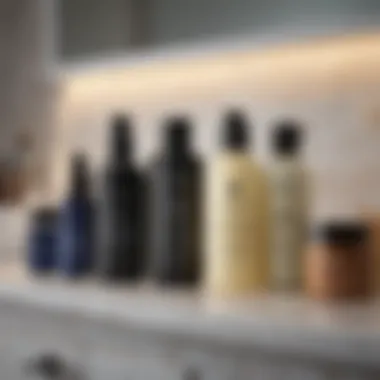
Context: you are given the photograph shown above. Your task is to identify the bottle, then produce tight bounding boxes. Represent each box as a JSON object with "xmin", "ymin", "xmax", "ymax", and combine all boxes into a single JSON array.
[
  {"xmin": 269, "ymin": 121, "xmax": 308, "ymax": 291},
  {"xmin": 97, "ymin": 115, "xmax": 145, "ymax": 281},
  {"xmin": 204, "ymin": 111, "xmax": 270, "ymax": 298},
  {"xmin": 148, "ymin": 117, "xmax": 201, "ymax": 286},
  {"xmin": 364, "ymin": 214, "xmax": 380, "ymax": 294},
  {"xmin": 27, "ymin": 207, "xmax": 58, "ymax": 275},
  {"xmin": 57, "ymin": 153, "xmax": 94, "ymax": 278}
]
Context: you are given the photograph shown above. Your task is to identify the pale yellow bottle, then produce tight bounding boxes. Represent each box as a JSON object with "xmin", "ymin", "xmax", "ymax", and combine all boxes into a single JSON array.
[
  {"xmin": 204, "ymin": 112, "xmax": 270, "ymax": 298},
  {"xmin": 269, "ymin": 121, "xmax": 308, "ymax": 291}
]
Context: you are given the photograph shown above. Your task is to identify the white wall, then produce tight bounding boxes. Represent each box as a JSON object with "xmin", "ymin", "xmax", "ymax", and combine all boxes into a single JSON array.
[{"xmin": 54, "ymin": 33, "xmax": 380, "ymax": 220}]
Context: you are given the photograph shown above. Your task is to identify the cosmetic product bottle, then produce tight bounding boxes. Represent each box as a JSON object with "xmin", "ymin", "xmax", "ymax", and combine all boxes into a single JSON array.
[
  {"xmin": 269, "ymin": 121, "xmax": 308, "ymax": 291},
  {"xmin": 27, "ymin": 207, "xmax": 58, "ymax": 274},
  {"xmin": 364, "ymin": 214, "xmax": 380, "ymax": 293},
  {"xmin": 57, "ymin": 154, "xmax": 94, "ymax": 278},
  {"xmin": 204, "ymin": 111, "xmax": 270, "ymax": 298},
  {"xmin": 148, "ymin": 117, "xmax": 201, "ymax": 286},
  {"xmin": 305, "ymin": 222, "xmax": 371, "ymax": 301},
  {"xmin": 97, "ymin": 115, "xmax": 145, "ymax": 281}
]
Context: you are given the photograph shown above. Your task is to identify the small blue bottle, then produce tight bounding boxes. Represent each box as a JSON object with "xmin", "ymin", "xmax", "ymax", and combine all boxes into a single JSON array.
[
  {"xmin": 28, "ymin": 208, "xmax": 58, "ymax": 274},
  {"xmin": 57, "ymin": 153, "xmax": 95, "ymax": 278}
]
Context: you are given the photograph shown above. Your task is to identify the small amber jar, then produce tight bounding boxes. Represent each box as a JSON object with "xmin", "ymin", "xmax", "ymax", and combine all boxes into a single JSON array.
[
  {"xmin": 305, "ymin": 222, "xmax": 371, "ymax": 301},
  {"xmin": 363, "ymin": 215, "xmax": 380, "ymax": 294}
]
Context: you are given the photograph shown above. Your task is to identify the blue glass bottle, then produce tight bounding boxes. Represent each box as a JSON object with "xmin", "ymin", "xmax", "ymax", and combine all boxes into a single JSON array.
[
  {"xmin": 28, "ymin": 208, "xmax": 58, "ymax": 274},
  {"xmin": 58, "ymin": 154, "xmax": 94, "ymax": 278}
]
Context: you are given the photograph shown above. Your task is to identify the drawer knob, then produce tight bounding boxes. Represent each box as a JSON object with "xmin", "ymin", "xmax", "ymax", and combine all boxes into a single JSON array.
[
  {"xmin": 25, "ymin": 353, "xmax": 67, "ymax": 379},
  {"xmin": 183, "ymin": 367, "xmax": 201, "ymax": 380}
]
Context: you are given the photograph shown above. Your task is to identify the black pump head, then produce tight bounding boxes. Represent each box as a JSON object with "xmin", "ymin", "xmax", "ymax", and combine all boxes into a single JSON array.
[
  {"xmin": 222, "ymin": 110, "xmax": 250, "ymax": 150},
  {"xmin": 110, "ymin": 114, "xmax": 132, "ymax": 161},
  {"xmin": 70, "ymin": 152, "xmax": 90, "ymax": 197},
  {"xmin": 164, "ymin": 116, "xmax": 192, "ymax": 156},
  {"xmin": 272, "ymin": 120, "xmax": 303, "ymax": 155}
]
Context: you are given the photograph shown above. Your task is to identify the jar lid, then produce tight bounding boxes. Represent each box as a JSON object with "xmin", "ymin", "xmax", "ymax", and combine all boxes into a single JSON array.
[{"xmin": 313, "ymin": 221, "xmax": 368, "ymax": 245}]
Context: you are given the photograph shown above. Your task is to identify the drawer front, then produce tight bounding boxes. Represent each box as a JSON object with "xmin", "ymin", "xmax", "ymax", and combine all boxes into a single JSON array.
[
  {"xmin": 0, "ymin": 302, "xmax": 88, "ymax": 379},
  {"xmin": 0, "ymin": 348, "xmax": 27, "ymax": 380},
  {"xmin": 235, "ymin": 354, "xmax": 380, "ymax": 380},
  {"xmin": 83, "ymin": 317, "xmax": 238, "ymax": 380},
  {"xmin": 178, "ymin": 345, "xmax": 237, "ymax": 380},
  {"xmin": 1, "ymin": 302, "xmax": 378, "ymax": 380},
  {"xmin": 84, "ymin": 319, "xmax": 180, "ymax": 380}
]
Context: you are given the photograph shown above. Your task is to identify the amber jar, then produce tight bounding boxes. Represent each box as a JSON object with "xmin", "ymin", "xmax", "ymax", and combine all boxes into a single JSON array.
[
  {"xmin": 305, "ymin": 222, "xmax": 371, "ymax": 301},
  {"xmin": 362, "ymin": 215, "xmax": 380, "ymax": 294}
]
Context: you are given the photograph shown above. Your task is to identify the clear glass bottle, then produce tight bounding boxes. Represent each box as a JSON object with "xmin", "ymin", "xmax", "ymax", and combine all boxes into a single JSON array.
[{"xmin": 269, "ymin": 121, "xmax": 308, "ymax": 291}]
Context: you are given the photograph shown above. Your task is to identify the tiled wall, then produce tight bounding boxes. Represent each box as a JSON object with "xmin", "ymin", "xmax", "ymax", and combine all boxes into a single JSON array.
[{"xmin": 53, "ymin": 33, "xmax": 380, "ymax": 220}]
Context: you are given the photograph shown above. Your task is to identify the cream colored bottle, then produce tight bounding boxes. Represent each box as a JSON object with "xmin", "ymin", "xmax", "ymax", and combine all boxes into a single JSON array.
[
  {"xmin": 204, "ymin": 112, "xmax": 269, "ymax": 298},
  {"xmin": 269, "ymin": 121, "xmax": 308, "ymax": 291}
]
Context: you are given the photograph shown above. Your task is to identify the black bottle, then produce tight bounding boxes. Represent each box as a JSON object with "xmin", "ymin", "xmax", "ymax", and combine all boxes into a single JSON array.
[
  {"xmin": 97, "ymin": 115, "xmax": 145, "ymax": 281},
  {"xmin": 148, "ymin": 117, "xmax": 201, "ymax": 286}
]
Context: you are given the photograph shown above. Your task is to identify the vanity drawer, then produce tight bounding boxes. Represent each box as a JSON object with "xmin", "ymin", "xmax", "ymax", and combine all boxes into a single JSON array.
[
  {"xmin": 178, "ymin": 347, "xmax": 237, "ymax": 380},
  {"xmin": 84, "ymin": 319, "xmax": 180, "ymax": 380},
  {"xmin": 235, "ymin": 352, "xmax": 380, "ymax": 380},
  {"xmin": 86, "ymin": 346, "xmax": 238, "ymax": 380},
  {"xmin": 0, "ymin": 301, "xmax": 88, "ymax": 379},
  {"xmin": 83, "ymin": 317, "xmax": 238, "ymax": 380}
]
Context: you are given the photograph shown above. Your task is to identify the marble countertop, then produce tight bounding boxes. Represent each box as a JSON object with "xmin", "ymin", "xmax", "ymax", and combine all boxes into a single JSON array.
[{"xmin": 0, "ymin": 264, "xmax": 379, "ymax": 366}]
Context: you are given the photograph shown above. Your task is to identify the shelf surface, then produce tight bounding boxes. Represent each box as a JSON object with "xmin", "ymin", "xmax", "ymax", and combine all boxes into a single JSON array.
[{"xmin": 0, "ymin": 263, "xmax": 379, "ymax": 366}]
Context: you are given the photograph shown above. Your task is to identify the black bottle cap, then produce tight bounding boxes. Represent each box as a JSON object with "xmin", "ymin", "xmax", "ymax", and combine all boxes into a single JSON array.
[
  {"xmin": 314, "ymin": 222, "xmax": 368, "ymax": 246},
  {"xmin": 222, "ymin": 111, "xmax": 250, "ymax": 150},
  {"xmin": 69, "ymin": 153, "xmax": 90, "ymax": 197},
  {"xmin": 164, "ymin": 116, "xmax": 191, "ymax": 156},
  {"xmin": 110, "ymin": 114, "xmax": 132, "ymax": 162},
  {"xmin": 272, "ymin": 120, "xmax": 302, "ymax": 155}
]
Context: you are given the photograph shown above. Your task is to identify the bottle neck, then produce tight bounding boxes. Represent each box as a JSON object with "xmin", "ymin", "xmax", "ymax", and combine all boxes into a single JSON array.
[
  {"xmin": 69, "ymin": 166, "xmax": 90, "ymax": 199},
  {"xmin": 168, "ymin": 145, "xmax": 189, "ymax": 161},
  {"xmin": 70, "ymin": 178, "xmax": 90, "ymax": 199},
  {"xmin": 110, "ymin": 147, "xmax": 131, "ymax": 166},
  {"xmin": 109, "ymin": 123, "xmax": 132, "ymax": 165},
  {"xmin": 166, "ymin": 133, "xmax": 191, "ymax": 163}
]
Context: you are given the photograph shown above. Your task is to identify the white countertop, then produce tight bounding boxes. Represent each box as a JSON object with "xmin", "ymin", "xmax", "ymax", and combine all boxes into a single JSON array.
[{"xmin": 0, "ymin": 264, "xmax": 379, "ymax": 367}]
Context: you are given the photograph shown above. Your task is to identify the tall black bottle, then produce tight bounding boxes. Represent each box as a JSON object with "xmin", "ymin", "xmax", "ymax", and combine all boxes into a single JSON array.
[
  {"xmin": 149, "ymin": 117, "xmax": 201, "ymax": 286},
  {"xmin": 97, "ymin": 115, "xmax": 145, "ymax": 280}
]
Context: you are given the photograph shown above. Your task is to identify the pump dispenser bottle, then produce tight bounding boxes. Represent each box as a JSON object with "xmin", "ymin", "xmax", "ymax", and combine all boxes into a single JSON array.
[
  {"xmin": 97, "ymin": 115, "xmax": 145, "ymax": 281},
  {"xmin": 204, "ymin": 111, "xmax": 270, "ymax": 297},
  {"xmin": 149, "ymin": 117, "xmax": 201, "ymax": 286},
  {"xmin": 269, "ymin": 121, "xmax": 308, "ymax": 291}
]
